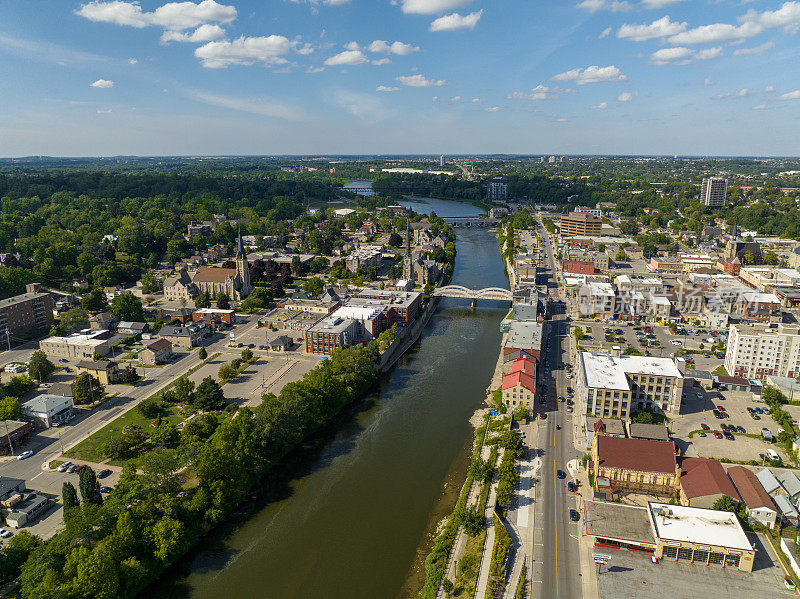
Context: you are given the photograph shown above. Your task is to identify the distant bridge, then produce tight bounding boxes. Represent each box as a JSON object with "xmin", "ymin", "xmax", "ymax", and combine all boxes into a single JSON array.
[
  {"xmin": 341, "ymin": 187, "xmax": 375, "ymax": 196},
  {"xmin": 433, "ymin": 285, "xmax": 512, "ymax": 306},
  {"xmin": 442, "ymin": 217, "xmax": 500, "ymax": 227}
]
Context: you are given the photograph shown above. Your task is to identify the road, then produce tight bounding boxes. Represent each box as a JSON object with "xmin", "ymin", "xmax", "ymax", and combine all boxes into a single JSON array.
[
  {"xmin": 530, "ymin": 219, "xmax": 584, "ymax": 599},
  {"xmin": 0, "ymin": 314, "xmax": 264, "ymax": 491}
]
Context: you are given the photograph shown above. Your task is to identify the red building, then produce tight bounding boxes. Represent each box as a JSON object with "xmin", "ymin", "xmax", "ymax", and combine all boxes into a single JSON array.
[{"xmin": 563, "ymin": 260, "xmax": 596, "ymax": 275}]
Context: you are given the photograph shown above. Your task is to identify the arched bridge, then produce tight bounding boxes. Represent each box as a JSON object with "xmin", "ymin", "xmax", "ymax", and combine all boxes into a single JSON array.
[
  {"xmin": 433, "ymin": 285, "xmax": 512, "ymax": 304},
  {"xmin": 442, "ymin": 217, "xmax": 501, "ymax": 227}
]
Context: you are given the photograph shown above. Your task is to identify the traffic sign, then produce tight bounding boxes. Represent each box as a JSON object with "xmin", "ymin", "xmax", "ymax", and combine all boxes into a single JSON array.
[{"xmin": 592, "ymin": 553, "xmax": 611, "ymax": 561}]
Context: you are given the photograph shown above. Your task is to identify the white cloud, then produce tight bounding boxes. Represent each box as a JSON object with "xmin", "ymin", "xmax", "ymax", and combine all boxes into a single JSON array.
[
  {"xmin": 617, "ymin": 16, "xmax": 687, "ymax": 41},
  {"xmin": 432, "ymin": 96, "xmax": 440, "ymax": 102},
  {"xmin": 0, "ymin": 33, "xmax": 107, "ymax": 65},
  {"xmin": 650, "ymin": 46, "xmax": 693, "ymax": 65},
  {"xmin": 669, "ymin": 22, "xmax": 761, "ymax": 45},
  {"xmin": 713, "ymin": 88, "xmax": 751, "ymax": 99},
  {"xmin": 485, "ymin": 106, "xmax": 501, "ymax": 112},
  {"xmin": 765, "ymin": 85, "xmax": 775, "ymax": 92},
  {"xmin": 451, "ymin": 95, "xmax": 462, "ymax": 101},
  {"xmin": 429, "ymin": 10, "xmax": 483, "ymax": 31},
  {"xmin": 753, "ymin": 104, "xmax": 766, "ymax": 110},
  {"xmin": 508, "ymin": 85, "xmax": 556, "ymax": 100},
  {"xmin": 696, "ymin": 46, "xmax": 722, "ymax": 60},
  {"xmin": 376, "ymin": 85, "xmax": 400, "ymax": 92},
  {"xmin": 194, "ymin": 35, "xmax": 293, "ymax": 68},
  {"xmin": 160, "ymin": 23, "xmax": 225, "ymax": 43},
  {"xmin": 617, "ymin": 91, "xmax": 635, "ymax": 101},
  {"xmin": 371, "ymin": 58, "xmax": 391, "ymax": 65},
  {"xmin": 90, "ymin": 78, "xmax": 114, "ymax": 88},
  {"xmin": 577, "ymin": 0, "xmax": 632, "ymax": 13},
  {"xmin": 592, "ymin": 101, "xmax": 608, "ymax": 109},
  {"xmin": 641, "ymin": 0, "xmax": 684, "ymax": 7},
  {"xmin": 368, "ymin": 40, "xmax": 419, "ymax": 55},
  {"xmin": 128, "ymin": 57, "xmax": 137, "ymax": 64},
  {"xmin": 295, "ymin": 43, "xmax": 314, "ymax": 55},
  {"xmin": 704, "ymin": 77, "xmax": 714, "ymax": 86},
  {"xmin": 307, "ymin": 66, "xmax": 325, "ymax": 73},
  {"xmin": 332, "ymin": 89, "xmax": 394, "ymax": 123},
  {"xmin": 96, "ymin": 108, "xmax": 113, "ymax": 114},
  {"xmin": 599, "ymin": 27, "xmax": 612, "ymax": 38},
  {"xmin": 396, "ymin": 74, "xmax": 446, "ymax": 87},
  {"xmin": 77, "ymin": 0, "xmax": 237, "ymax": 30},
  {"xmin": 778, "ymin": 90, "xmax": 800, "ymax": 100},
  {"xmin": 344, "ymin": 41, "xmax": 360, "ymax": 50},
  {"xmin": 733, "ymin": 41, "xmax": 775, "ymax": 56},
  {"xmin": 325, "ymin": 49, "xmax": 369, "ymax": 66},
  {"xmin": 192, "ymin": 91, "xmax": 304, "ymax": 120},
  {"xmin": 551, "ymin": 65, "xmax": 626, "ymax": 84},
  {"xmin": 472, "ymin": 97, "xmax": 481, "ymax": 102},
  {"xmin": 400, "ymin": 0, "xmax": 476, "ymax": 15}
]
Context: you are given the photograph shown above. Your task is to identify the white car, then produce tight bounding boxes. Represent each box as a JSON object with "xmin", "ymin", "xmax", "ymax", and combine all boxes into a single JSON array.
[
  {"xmin": 16, "ymin": 450, "xmax": 34, "ymax": 460},
  {"xmin": 57, "ymin": 461, "xmax": 73, "ymax": 472},
  {"xmin": 671, "ymin": 340, "xmax": 682, "ymax": 346},
  {"xmin": 0, "ymin": 529, "xmax": 13, "ymax": 539}
]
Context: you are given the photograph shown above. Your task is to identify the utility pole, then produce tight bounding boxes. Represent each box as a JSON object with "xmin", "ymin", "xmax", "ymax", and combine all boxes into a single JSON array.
[{"xmin": 4, "ymin": 420, "xmax": 15, "ymax": 456}]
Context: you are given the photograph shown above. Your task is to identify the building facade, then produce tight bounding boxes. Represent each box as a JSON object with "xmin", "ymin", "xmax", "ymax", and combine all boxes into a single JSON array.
[
  {"xmin": 701, "ymin": 177, "xmax": 728, "ymax": 208},
  {"xmin": 724, "ymin": 323, "xmax": 800, "ymax": 379},
  {"xmin": 0, "ymin": 284, "xmax": 55, "ymax": 344},
  {"xmin": 560, "ymin": 212, "xmax": 602, "ymax": 237}
]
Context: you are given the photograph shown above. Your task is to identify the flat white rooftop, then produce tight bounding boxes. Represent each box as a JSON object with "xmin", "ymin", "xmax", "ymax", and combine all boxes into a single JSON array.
[
  {"xmin": 648, "ymin": 502, "xmax": 752, "ymax": 551},
  {"xmin": 581, "ymin": 351, "xmax": 682, "ymax": 391}
]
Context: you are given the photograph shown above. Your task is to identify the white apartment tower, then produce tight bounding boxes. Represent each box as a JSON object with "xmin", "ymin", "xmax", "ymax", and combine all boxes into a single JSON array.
[
  {"xmin": 725, "ymin": 323, "xmax": 800, "ymax": 379},
  {"xmin": 701, "ymin": 177, "xmax": 728, "ymax": 208}
]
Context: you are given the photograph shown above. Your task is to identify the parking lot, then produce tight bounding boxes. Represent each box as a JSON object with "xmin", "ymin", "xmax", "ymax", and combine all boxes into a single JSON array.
[{"xmin": 597, "ymin": 533, "xmax": 792, "ymax": 599}]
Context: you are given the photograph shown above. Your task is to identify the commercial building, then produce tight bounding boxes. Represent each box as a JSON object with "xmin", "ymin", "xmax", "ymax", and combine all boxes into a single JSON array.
[
  {"xmin": 351, "ymin": 289, "xmax": 421, "ymax": 326},
  {"xmin": 578, "ymin": 351, "xmax": 684, "ymax": 420},
  {"xmin": 563, "ymin": 249, "xmax": 610, "ymax": 271},
  {"xmin": 724, "ymin": 323, "xmax": 800, "ymax": 379},
  {"xmin": 727, "ymin": 466, "xmax": 777, "ymax": 529},
  {"xmin": 648, "ymin": 502, "xmax": 754, "ymax": 571},
  {"xmin": 504, "ymin": 321, "xmax": 543, "ymax": 361},
  {"xmin": 563, "ymin": 260, "xmax": 595, "ymax": 275},
  {"xmin": 574, "ymin": 206, "xmax": 602, "ymax": 218},
  {"xmin": 345, "ymin": 245, "xmax": 383, "ymax": 272},
  {"xmin": 701, "ymin": 177, "xmax": 728, "ymax": 208},
  {"xmin": 591, "ymin": 434, "xmax": 679, "ymax": 497},
  {"xmin": 305, "ymin": 313, "xmax": 363, "ymax": 355},
  {"xmin": 159, "ymin": 324, "xmax": 206, "ymax": 349},
  {"xmin": 0, "ymin": 420, "xmax": 33, "ymax": 456},
  {"xmin": 0, "ymin": 283, "xmax": 55, "ymax": 343},
  {"xmin": 140, "ymin": 339, "xmax": 173, "ymax": 365},
  {"xmin": 576, "ymin": 282, "xmax": 616, "ymax": 318},
  {"xmin": 649, "ymin": 257, "xmax": 683, "ymax": 275},
  {"xmin": 560, "ymin": 212, "xmax": 602, "ymax": 237},
  {"xmin": 39, "ymin": 330, "xmax": 112, "ymax": 359},
  {"xmin": 21, "ymin": 394, "xmax": 72, "ymax": 427},
  {"xmin": 501, "ymin": 358, "xmax": 537, "ymax": 408},
  {"xmin": 486, "ymin": 176, "xmax": 508, "ymax": 202}
]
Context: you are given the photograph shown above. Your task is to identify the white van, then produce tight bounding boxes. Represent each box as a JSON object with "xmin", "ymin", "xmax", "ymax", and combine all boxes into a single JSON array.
[{"xmin": 766, "ymin": 448, "xmax": 781, "ymax": 462}]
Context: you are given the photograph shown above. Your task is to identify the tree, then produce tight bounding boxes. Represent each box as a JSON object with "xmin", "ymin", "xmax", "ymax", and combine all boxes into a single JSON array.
[
  {"xmin": 302, "ymin": 276, "xmax": 324, "ymax": 297},
  {"xmin": 141, "ymin": 270, "xmax": 162, "ymax": 294},
  {"xmin": 59, "ymin": 307, "xmax": 89, "ymax": 333},
  {"xmin": 73, "ymin": 373, "xmax": 103, "ymax": 405},
  {"xmin": 0, "ymin": 396, "xmax": 22, "ymax": 420},
  {"xmin": 111, "ymin": 293, "xmax": 144, "ymax": 322},
  {"xmin": 198, "ymin": 346, "xmax": 207, "ymax": 360},
  {"xmin": 150, "ymin": 421, "xmax": 180, "ymax": 449},
  {"xmin": 173, "ymin": 376, "xmax": 195, "ymax": 405},
  {"xmin": 744, "ymin": 250, "xmax": 755, "ymax": 265},
  {"xmin": 574, "ymin": 328, "xmax": 584, "ymax": 341},
  {"xmin": 78, "ymin": 466, "xmax": 103, "ymax": 506},
  {"xmin": 241, "ymin": 348, "xmax": 253, "ymax": 362},
  {"xmin": 309, "ymin": 256, "xmax": 329, "ymax": 273},
  {"xmin": 619, "ymin": 220, "xmax": 639, "ymax": 235},
  {"xmin": 81, "ymin": 288, "xmax": 108, "ymax": 313},
  {"xmin": 136, "ymin": 396, "xmax": 165, "ymax": 420},
  {"xmin": 712, "ymin": 495, "xmax": 740, "ymax": 515},
  {"xmin": 62, "ymin": 481, "xmax": 80, "ymax": 515},
  {"xmin": 218, "ymin": 363, "xmax": 236, "ymax": 381},
  {"xmin": 180, "ymin": 413, "xmax": 219, "ymax": 444},
  {"xmin": 388, "ymin": 232, "xmax": 403, "ymax": 247},
  {"xmin": 152, "ymin": 516, "xmax": 187, "ymax": 562},
  {"xmin": 615, "ymin": 249, "xmax": 628, "ymax": 262},
  {"xmin": 216, "ymin": 293, "xmax": 230, "ymax": 310},
  {"xmin": 194, "ymin": 292, "xmax": 211, "ymax": 309},
  {"xmin": 291, "ymin": 255, "xmax": 303, "ymax": 276},
  {"xmin": 28, "ymin": 350, "xmax": 55, "ymax": 382},
  {"xmin": 193, "ymin": 376, "xmax": 226, "ymax": 411},
  {"xmin": 764, "ymin": 250, "xmax": 779, "ymax": 265}
]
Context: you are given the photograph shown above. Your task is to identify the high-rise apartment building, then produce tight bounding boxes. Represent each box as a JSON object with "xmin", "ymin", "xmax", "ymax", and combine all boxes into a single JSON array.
[
  {"xmin": 701, "ymin": 177, "xmax": 727, "ymax": 208},
  {"xmin": 0, "ymin": 283, "xmax": 55, "ymax": 345},
  {"xmin": 724, "ymin": 323, "xmax": 800, "ymax": 379},
  {"xmin": 486, "ymin": 176, "xmax": 508, "ymax": 202},
  {"xmin": 439, "ymin": 154, "xmax": 445, "ymax": 167}
]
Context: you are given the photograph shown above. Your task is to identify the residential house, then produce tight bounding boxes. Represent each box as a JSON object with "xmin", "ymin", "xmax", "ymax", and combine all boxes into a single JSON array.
[
  {"xmin": 679, "ymin": 458, "xmax": 741, "ymax": 509},
  {"xmin": 728, "ymin": 465, "xmax": 777, "ymax": 529},
  {"xmin": 140, "ymin": 339, "xmax": 172, "ymax": 365}
]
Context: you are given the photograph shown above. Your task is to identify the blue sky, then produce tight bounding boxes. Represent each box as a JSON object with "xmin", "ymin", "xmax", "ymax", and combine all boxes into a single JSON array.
[{"xmin": 1, "ymin": 0, "xmax": 799, "ymax": 156}]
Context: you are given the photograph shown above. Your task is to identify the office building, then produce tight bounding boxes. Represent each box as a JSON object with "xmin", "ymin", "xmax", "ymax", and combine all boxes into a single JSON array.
[
  {"xmin": 0, "ymin": 284, "xmax": 55, "ymax": 345},
  {"xmin": 486, "ymin": 176, "xmax": 508, "ymax": 202},
  {"xmin": 39, "ymin": 330, "xmax": 112, "ymax": 359},
  {"xmin": 560, "ymin": 212, "xmax": 602, "ymax": 237},
  {"xmin": 577, "ymin": 351, "xmax": 684, "ymax": 419},
  {"xmin": 701, "ymin": 177, "xmax": 727, "ymax": 208},
  {"xmin": 724, "ymin": 323, "xmax": 800, "ymax": 379}
]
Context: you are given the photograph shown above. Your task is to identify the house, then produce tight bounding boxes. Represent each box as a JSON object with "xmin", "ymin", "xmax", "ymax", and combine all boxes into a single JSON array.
[
  {"xmin": 774, "ymin": 494, "xmax": 800, "ymax": 526},
  {"xmin": 75, "ymin": 360, "xmax": 120, "ymax": 385},
  {"xmin": 755, "ymin": 468, "xmax": 786, "ymax": 498},
  {"xmin": 501, "ymin": 358, "xmax": 537, "ymax": 409},
  {"xmin": 269, "ymin": 335, "xmax": 292, "ymax": 352},
  {"xmin": 777, "ymin": 470, "xmax": 800, "ymax": 506},
  {"xmin": 159, "ymin": 324, "xmax": 206, "ymax": 349},
  {"xmin": 727, "ymin": 466, "xmax": 777, "ymax": 529},
  {"xmin": 678, "ymin": 457, "xmax": 741, "ymax": 509},
  {"xmin": 628, "ymin": 423, "xmax": 670, "ymax": 442},
  {"xmin": 591, "ymin": 434, "xmax": 679, "ymax": 497},
  {"xmin": 89, "ymin": 312, "xmax": 117, "ymax": 331},
  {"xmin": 140, "ymin": 339, "xmax": 172, "ymax": 365},
  {"xmin": 164, "ymin": 268, "xmax": 197, "ymax": 302},
  {"xmin": 117, "ymin": 321, "xmax": 149, "ymax": 335},
  {"xmin": 21, "ymin": 394, "xmax": 73, "ymax": 428}
]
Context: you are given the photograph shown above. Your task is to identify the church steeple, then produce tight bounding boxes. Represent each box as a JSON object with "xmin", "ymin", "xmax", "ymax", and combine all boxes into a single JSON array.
[
  {"xmin": 236, "ymin": 224, "xmax": 245, "ymax": 259},
  {"xmin": 235, "ymin": 224, "xmax": 251, "ymax": 298}
]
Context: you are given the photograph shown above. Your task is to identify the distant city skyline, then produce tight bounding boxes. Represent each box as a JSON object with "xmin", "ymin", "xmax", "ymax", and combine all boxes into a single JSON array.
[{"xmin": 2, "ymin": 0, "xmax": 800, "ymax": 157}]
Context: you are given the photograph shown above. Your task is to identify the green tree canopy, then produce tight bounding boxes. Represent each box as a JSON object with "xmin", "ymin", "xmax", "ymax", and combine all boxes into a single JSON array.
[
  {"xmin": 28, "ymin": 350, "xmax": 55, "ymax": 381},
  {"xmin": 111, "ymin": 293, "xmax": 144, "ymax": 322}
]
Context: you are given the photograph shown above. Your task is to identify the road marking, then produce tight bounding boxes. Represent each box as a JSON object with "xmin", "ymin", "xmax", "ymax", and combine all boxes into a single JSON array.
[{"xmin": 31, "ymin": 472, "xmax": 43, "ymax": 481}]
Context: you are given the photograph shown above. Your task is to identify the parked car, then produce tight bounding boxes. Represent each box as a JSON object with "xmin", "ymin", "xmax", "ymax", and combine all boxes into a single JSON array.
[
  {"xmin": 57, "ymin": 461, "xmax": 73, "ymax": 472},
  {"xmin": 752, "ymin": 413, "xmax": 761, "ymax": 420},
  {"xmin": 569, "ymin": 509, "xmax": 580, "ymax": 522},
  {"xmin": 557, "ymin": 470, "xmax": 566, "ymax": 479},
  {"xmin": 724, "ymin": 432, "xmax": 735, "ymax": 441},
  {"xmin": 539, "ymin": 413, "xmax": 546, "ymax": 420},
  {"xmin": 737, "ymin": 426, "xmax": 746, "ymax": 434},
  {"xmin": 696, "ymin": 392, "xmax": 703, "ymax": 399},
  {"xmin": 0, "ymin": 529, "xmax": 13, "ymax": 539},
  {"xmin": 785, "ymin": 577, "xmax": 797, "ymax": 591},
  {"xmin": 16, "ymin": 450, "xmax": 34, "ymax": 460},
  {"xmin": 717, "ymin": 405, "xmax": 726, "ymax": 412},
  {"xmin": 97, "ymin": 469, "xmax": 112, "ymax": 479},
  {"xmin": 567, "ymin": 481, "xmax": 577, "ymax": 492},
  {"xmin": 99, "ymin": 486, "xmax": 114, "ymax": 494},
  {"xmin": 754, "ymin": 407, "xmax": 763, "ymax": 414},
  {"xmin": 763, "ymin": 407, "xmax": 772, "ymax": 415},
  {"xmin": 701, "ymin": 423, "xmax": 710, "ymax": 430},
  {"xmin": 713, "ymin": 431, "xmax": 723, "ymax": 439},
  {"xmin": 74, "ymin": 465, "xmax": 87, "ymax": 473}
]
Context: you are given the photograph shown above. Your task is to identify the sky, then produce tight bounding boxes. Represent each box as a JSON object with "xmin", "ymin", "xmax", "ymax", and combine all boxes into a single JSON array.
[{"xmin": 1, "ymin": 0, "xmax": 800, "ymax": 157}]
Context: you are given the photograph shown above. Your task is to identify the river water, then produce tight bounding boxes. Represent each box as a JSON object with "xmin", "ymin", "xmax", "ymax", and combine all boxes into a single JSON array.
[{"xmin": 152, "ymin": 197, "xmax": 506, "ymax": 599}]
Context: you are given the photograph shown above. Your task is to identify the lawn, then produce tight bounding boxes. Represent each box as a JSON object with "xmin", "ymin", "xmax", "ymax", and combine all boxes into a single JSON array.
[
  {"xmin": 65, "ymin": 405, "xmax": 184, "ymax": 463},
  {"xmin": 712, "ymin": 365, "xmax": 729, "ymax": 376}
]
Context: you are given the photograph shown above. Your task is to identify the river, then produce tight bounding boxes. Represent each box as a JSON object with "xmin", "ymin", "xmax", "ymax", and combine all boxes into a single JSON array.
[{"xmin": 151, "ymin": 197, "xmax": 506, "ymax": 599}]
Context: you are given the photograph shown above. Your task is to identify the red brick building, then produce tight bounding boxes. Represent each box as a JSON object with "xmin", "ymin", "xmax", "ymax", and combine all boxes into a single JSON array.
[{"xmin": 563, "ymin": 260, "xmax": 596, "ymax": 275}]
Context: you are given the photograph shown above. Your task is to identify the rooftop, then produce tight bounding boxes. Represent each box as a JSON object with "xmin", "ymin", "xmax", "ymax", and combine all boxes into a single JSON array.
[
  {"xmin": 648, "ymin": 502, "xmax": 752, "ymax": 551},
  {"xmin": 0, "ymin": 291, "xmax": 50, "ymax": 309},
  {"xmin": 506, "ymin": 321, "xmax": 542, "ymax": 352},
  {"xmin": 22, "ymin": 393, "xmax": 71, "ymax": 413},
  {"xmin": 728, "ymin": 466, "xmax": 776, "ymax": 511},
  {"xmin": 584, "ymin": 501, "xmax": 654, "ymax": 546},
  {"xmin": 502, "ymin": 371, "xmax": 536, "ymax": 392},
  {"xmin": 595, "ymin": 435, "xmax": 677, "ymax": 474},
  {"xmin": 680, "ymin": 458, "xmax": 741, "ymax": 502},
  {"xmin": 581, "ymin": 351, "xmax": 682, "ymax": 391}
]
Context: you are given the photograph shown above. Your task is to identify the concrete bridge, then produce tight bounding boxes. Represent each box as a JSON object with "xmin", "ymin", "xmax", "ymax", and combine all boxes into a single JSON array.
[
  {"xmin": 442, "ymin": 216, "xmax": 500, "ymax": 227},
  {"xmin": 433, "ymin": 285, "xmax": 512, "ymax": 307}
]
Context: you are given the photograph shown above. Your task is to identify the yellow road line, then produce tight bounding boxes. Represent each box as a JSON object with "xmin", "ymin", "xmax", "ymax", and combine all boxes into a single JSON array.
[{"xmin": 762, "ymin": 533, "xmax": 800, "ymax": 596}]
